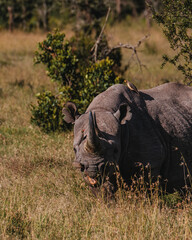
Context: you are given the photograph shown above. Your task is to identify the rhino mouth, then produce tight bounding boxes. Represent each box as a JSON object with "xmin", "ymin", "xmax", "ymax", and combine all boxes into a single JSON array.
[
  {"xmin": 73, "ymin": 159, "xmax": 108, "ymax": 187},
  {"xmin": 73, "ymin": 160, "xmax": 101, "ymax": 186},
  {"xmin": 84, "ymin": 175, "xmax": 98, "ymax": 186},
  {"xmin": 83, "ymin": 162, "xmax": 105, "ymax": 187},
  {"xmin": 84, "ymin": 161, "xmax": 114, "ymax": 188}
]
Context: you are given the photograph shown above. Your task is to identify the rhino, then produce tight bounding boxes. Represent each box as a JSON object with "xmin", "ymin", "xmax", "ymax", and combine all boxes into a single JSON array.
[{"xmin": 63, "ymin": 82, "xmax": 192, "ymax": 194}]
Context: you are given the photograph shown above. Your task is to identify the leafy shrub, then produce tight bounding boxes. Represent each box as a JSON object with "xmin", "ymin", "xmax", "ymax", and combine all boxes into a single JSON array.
[
  {"xmin": 69, "ymin": 33, "xmax": 94, "ymax": 71},
  {"xmin": 31, "ymin": 91, "xmax": 69, "ymax": 133},
  {"xmin": 151, "ymin": 0, "xmax": 192, "ymax": 84},
  {"xmin": 78, "ymin": 58, "xmax": 121, "ymax": 111},
  {"xmin": 31, "ymin": 30, "xmax": 123, "ymax": 132},
  {"xmin": 34, "ymin": 30, "xmax": 79, "ymax": 86}
]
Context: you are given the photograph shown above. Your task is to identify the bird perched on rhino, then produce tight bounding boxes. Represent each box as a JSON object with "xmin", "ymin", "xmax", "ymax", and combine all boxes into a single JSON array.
[{"xmin": 126, "ymin": 81, "xmax": 139, "ymax": 94}]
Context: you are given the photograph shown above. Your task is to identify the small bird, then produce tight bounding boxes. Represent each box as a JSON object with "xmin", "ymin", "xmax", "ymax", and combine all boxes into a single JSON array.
[{"xmin": 126, "ymin": 81, "xmax": 139, "ymax": 94}]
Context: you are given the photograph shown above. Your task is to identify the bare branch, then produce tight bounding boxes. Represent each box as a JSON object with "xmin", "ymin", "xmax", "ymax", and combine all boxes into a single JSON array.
[
  {"xmin": 106, "ymin": 34, "xmax": 149, "ymax": 72},
  {"xmin": 91, "ymin": 8, "xmax": 149, "ymax": 72},
  {"xmin": 91, "ymin": 7, "xmax": 111, "ymax": 62}
]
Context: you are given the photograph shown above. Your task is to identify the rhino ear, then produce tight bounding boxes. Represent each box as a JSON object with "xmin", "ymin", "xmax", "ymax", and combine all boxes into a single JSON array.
[
  {"xmin": 62, "ymin": 102, "xmax": 80, "ymax": 124},
  {"xmin": 114, "ymin": 103, "xmax": 132, "ymax": 124}
]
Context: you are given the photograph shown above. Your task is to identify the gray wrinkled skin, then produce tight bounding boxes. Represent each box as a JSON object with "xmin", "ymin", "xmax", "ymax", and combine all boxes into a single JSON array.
[{"xmin": 63, "ymin": 83, "xmax": 192, "ymax": 193}]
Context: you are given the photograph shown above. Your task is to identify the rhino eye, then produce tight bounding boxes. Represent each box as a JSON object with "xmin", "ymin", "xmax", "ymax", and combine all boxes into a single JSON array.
[{"xmin": 82, "ymin": 135, "xmax": 87, "ymax": 141}]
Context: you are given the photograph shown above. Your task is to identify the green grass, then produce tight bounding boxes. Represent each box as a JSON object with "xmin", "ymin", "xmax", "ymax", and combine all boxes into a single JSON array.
[{"xmin": 0, "ymin": 21, "xmax": 191, "ymax": 239}]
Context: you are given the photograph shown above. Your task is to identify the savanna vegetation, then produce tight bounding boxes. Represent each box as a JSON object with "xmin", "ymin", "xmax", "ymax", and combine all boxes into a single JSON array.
[{"xmin": 0, "ymin": 0, "xmax": 192, "ymax": 239}]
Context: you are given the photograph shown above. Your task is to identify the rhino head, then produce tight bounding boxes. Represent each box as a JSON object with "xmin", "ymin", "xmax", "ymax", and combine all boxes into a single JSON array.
[{"xmin": 63, "ymin": 102, "xmax": 131, "ymax": 193}]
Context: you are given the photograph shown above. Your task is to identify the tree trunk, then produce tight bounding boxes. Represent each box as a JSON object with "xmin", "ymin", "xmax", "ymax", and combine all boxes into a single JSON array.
[
  {"xmin": 116, "ymin": 0, "xmax": 121, "ymax": 15},
  {"xmin": 21, "ymin": 4, "xmax": 27, "ymax": 31},
  {"xmin": 7, "ymin": 6, "xmax": 13, "ymax": 32},
  {"xmin": 42, "ymin": 1, "xmax": 48, "ymax": 31},
  {"xmin": 36, "ymin": 0, "xmax": 49, "ymax": 31}
]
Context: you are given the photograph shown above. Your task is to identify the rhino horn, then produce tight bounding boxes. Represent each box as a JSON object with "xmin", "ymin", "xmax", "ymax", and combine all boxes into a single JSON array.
[
  {"xmin": 85, "ymin": 111, "xmax": 100, "ymax": 152},
  {"xmin": 93, "ymin": 112, "xmax": 102, "ymax": 137}
]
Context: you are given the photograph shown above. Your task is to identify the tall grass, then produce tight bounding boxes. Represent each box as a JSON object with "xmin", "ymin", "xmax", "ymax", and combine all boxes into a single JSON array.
[{"xmin": 0, "ymin": 22, "xmax": 190, "ymax": 239}]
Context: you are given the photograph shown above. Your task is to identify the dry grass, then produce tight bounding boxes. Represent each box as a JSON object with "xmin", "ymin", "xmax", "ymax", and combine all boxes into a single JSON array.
[{"xmin": 0, "ymin": 21, "xmax": 191, "ymax": 239}]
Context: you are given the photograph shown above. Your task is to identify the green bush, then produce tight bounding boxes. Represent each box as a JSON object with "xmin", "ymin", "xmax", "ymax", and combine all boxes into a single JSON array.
[
  {"xmin": 151, "ymin": 0, "xmax": 192, "ymax": 83},
  {"xmin": 31, "ymin": 91, "xmax": 69, "ymax": 133},
  {"xmin": 31, "ymin": 30, "xmax": 123, "ymax": 132},
  {"xmin": 34, "ymin": 30, "xmax": 79, "ymax": 86},
  {"xmin": 78, "ymin": 58, "xmax": 121, "ymax": 111},
  {"xmin": 69, "ymin": 33, "xmax": 94, "ymax": 71}
]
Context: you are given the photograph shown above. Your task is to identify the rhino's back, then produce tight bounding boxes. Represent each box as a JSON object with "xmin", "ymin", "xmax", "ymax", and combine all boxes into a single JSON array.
[
  {"xmin": 141, "ymin": 82, "xmax": 192, "ymax": 148},
  {"xmin": 142, "ymin": 82, "xmax": 192, "ymax": 106},
  {"xmin": 141, "ymin": 83, "xmax": 192, "ymax": 134}
]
